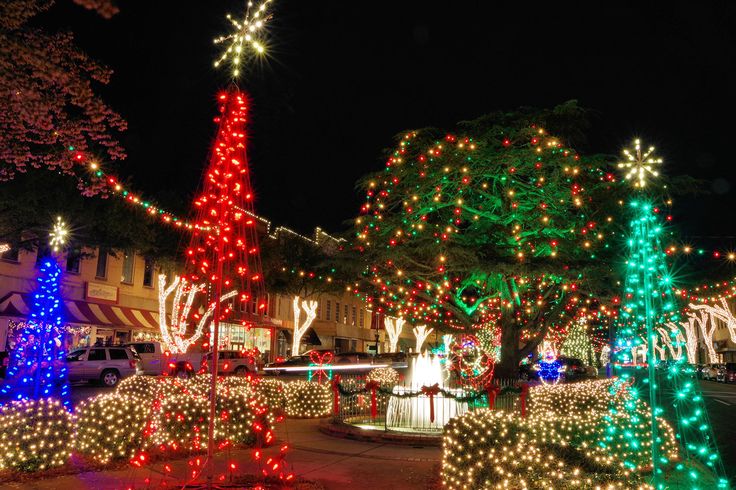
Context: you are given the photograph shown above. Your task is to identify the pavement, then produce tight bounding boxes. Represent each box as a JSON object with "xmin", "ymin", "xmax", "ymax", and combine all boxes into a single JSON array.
[
  {"xmin": 696, "ymin": 379, "xmax": 736, "ymax": 482},
  {"xmin": 0, "ymin": 417, "xmax": 441, "ymax": 490}
]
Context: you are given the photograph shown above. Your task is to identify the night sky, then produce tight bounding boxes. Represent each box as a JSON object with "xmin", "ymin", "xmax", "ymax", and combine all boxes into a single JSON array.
[{"xmin": 44, "ymin": 1, "xmax": 736, "ymax": 246}]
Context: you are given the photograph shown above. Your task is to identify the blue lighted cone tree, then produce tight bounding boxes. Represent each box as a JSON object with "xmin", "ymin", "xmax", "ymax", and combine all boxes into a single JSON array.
[
  {"xmin": 614, "ymin": 140, "xmax": 728, "ymax": 489},
  {"xmin": 1, "ymin": 259, "xmax": 70, "ymax": 408}
]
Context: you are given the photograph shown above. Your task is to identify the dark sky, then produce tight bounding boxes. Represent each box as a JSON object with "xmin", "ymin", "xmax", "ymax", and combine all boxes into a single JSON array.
[{"xmin": 45, "ymin": 1, "xmax": 736, "ymax": 244}]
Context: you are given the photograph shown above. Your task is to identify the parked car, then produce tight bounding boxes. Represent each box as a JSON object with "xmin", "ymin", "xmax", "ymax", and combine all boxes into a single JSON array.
[
  {"xmin": 201, "ymin": 350, "xmax": 258, "ymax": 376},
  {"xmin": 519, "ymin": 356, "xmax": 589, "ymax": 382},
  {"xmin": 374, "ymin": 352, "xmax": 409, "ymax": 369},
  {"xmin": 263, "ymin": 355, "xmax": 311, "ymax": 376},
  {"xmin": 66, "ymin": 346, "xmax": 143, "ymax": 387},
  {"xmin": 717, "ymin": 363, "xmax": 736, "ymax": 383},
  {"xmin": 125, "ymin": 341, "xmax": 205, "ymax": 376},
  {"xmin": 701, "ymin": 364, "xmax": 723, "ymax": 381},
  {"xmin": 332, "ymin": 351, "xmax": 374, "ymax": 364}
]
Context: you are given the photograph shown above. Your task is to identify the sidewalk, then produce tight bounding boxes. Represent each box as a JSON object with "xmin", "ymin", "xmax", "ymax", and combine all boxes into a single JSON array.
[{"xmin": 0, "ymin": 418, "xmax": 441, "ymax": 490}]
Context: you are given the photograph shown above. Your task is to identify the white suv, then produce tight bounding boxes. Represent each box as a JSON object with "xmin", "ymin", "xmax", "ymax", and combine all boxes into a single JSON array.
[{"xmin": 66, "ymin": 346, "xmax": 143, "ymax": 387}]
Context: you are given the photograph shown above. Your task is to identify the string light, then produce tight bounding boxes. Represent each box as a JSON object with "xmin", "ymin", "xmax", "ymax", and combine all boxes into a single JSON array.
[
  {"xmin": 291, "ymin": 297, "xmax": 318, "ymax": 356},
  {"xmin": 412, "ymin": 324, "xmax": 433, "ymax": 353},
  {"xmin": 213, "ymin": 0, "xmax": 274, "ymax": 78},
  {"xmin": 618, "ymin": 138, "xmax": 662, "ymax": 188},
  {"xmin": 49, "ymin": 216, "xmax": 68, "ymax": 253},
  {"xmin": 383, "ymin": 317, "xmax": 406, "ymax": 352},
  {"xmin": 282, "ymin": 381, "xmax": 331, "ymax": 418}
]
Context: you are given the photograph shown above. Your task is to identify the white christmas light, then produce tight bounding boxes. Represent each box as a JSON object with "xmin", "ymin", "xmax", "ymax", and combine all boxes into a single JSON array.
[
  {"xmin": 384, "ymin": 317, "xmax": 405, "ymax": 352},
  {"xmin": 157, "ymin": 274, "xmax": 236, "ymax": 354},
  {"xmin": 213, "ymin": 0, "xmax": 274, "ymax": 78},
  {"xmin": 291, "ymin": 297, "xmax": 318, "ymax": 356},
  {"xmin": 412, "ymin": 324, "xmax": 433, "ymax": 354},
  {"xmin": 49, "ymin": 216, "xmax": 68, "ymax": 253},
  {"xmin": 617, "ymin": 138, "xmax": 662, "ymax": 188}
]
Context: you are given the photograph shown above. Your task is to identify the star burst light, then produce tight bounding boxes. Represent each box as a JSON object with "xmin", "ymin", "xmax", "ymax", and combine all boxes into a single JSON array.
[
  {"xmin": 49, "ymin": 216, "xmax": 68, "ymax": 253},
  {"xmin": 213, "ymin": 0, "xmax": 274, "ymax": 77},
  {"xmin": 617, "ymin": 138, "xmax": 662, "ymax": 188}
]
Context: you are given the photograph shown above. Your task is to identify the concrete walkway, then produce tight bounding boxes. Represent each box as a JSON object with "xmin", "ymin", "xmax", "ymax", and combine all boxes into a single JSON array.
[{"xmin": 0, "ymin": 418, "xmax": 441, "ymax": 489}]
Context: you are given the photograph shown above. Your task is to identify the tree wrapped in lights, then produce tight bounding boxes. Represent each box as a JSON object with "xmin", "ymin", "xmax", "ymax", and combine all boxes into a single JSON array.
[
  {"xmin": 384, "ymin": 317, "xmax": 405, "ymax": 352},
  {"xmin": 560, "ymin": 317, "xmax": 596, "ymax": 366},
  {"xmin": 1, "ymin": 259, "xmax": 70, "ymax": 407},
  {"xmin": 352, "ymin": 104, "xmax": 620, "ymax": 377},
  {"xmin": 412, "ymin": 324, "xmax": 433, "ymax": 353},
  {"xmin": 291, "ymin": 297, "xmax": 318, "ymax": 356}
]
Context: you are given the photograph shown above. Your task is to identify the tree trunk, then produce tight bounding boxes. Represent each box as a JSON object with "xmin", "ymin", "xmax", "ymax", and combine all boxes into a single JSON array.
[{"xmin": 495, "ymin": 321, "xmax": 522, "ymax": 379}]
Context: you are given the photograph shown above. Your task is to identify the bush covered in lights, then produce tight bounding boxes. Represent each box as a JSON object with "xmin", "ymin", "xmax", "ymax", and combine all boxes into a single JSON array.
[
  {"xmin": 253, "ymin": 378, "xmax": 285, "ymax": 410},
  {"xmin": 442, "ymin": 379, "xmax": 679, "ymax": 489},
  {"xmin": 283, "ymin": 381, "xmax": 331, "ymax": 418},
  {"xmin": 75, "ymin": 394, "xmax": 151, "ymax": 464},
  {"xmin": 366, "ymin": 367, "xmax": 400, "ymax": 387},
  {"xmin": 0, "ymin": 398, "xmax": 73, "ymax": 472}
]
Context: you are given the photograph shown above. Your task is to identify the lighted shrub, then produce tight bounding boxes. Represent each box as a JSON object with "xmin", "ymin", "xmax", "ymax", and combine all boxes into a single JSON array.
[
  {"xmin": 283, "ymin": 381, "xmax": 331, "ymax": 418},
  {"xmin": 115, "ymin": 375, "xmax": 161, "ymax": 399},
  {"xmin": 366, "ymin": 367, "xmax": 399, "ymax": 387},
  {"xmin": 75, "ymin": 394, "xmax": 151, "ymax": 463},
  {"xmin": 442, "ymin": 379, "xmax": 680, "ymax": 489},
  {"xmin": 253, "ymin": 378, "xmax": 285, "ymax": 410},
  {"xmin": 148, "ymin": 388, "xmax": 268, "ymax": 450},
  {"xmin": 0, "ymin": 398, "xmax": 73, "ymax": 472}
]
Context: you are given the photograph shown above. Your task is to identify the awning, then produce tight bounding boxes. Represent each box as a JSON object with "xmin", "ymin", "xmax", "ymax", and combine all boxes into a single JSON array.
[{"xmin": 0, "ymin": 292, "xmax": 160, "ymax": 331}]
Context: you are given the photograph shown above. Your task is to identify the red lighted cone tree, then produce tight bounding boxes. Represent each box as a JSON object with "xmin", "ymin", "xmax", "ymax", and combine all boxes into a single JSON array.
[{"xmin": 182, "ymin": 88, "xmax": 268, "ymax": 479}]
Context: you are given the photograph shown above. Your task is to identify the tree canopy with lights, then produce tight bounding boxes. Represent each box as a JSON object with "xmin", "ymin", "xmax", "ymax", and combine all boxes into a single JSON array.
[{"xmin": 352, "ymin": 103, "xmax": 623, "ymax": 376}]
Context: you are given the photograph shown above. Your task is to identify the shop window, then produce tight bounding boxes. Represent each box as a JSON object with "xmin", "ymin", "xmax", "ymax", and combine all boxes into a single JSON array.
[
  {"xmin": 335, "ymin": 302, "xmax": 340, "ymax": 323},
  {"xmin": 352, "ymin": 306, "xmax": 357, "ymax": 326},
  {"xmin": 359, "ymin": 309, "xmax": 364, "ymax": 327},
  {"xmin": 344, "ymin": 305, "xmax": 349, "ymax": 324},
  {"xmin": 143, "ymin": 258, "xmax": 154, "ymax": 287},
  {"xmin": 326, "ymin": 300, "xmax": 331, "ymax": 321},
  {"xmin": 121, "ymin": 251, "xmax": 135, "ymax": 284},
  {"xmin": 96, "ymin": 248, "xmax": 108, "ymax": 279}
]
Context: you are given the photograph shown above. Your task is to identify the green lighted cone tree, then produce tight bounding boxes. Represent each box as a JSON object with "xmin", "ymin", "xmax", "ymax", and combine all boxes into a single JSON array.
[
  {"xmin": 614, "ymin": 140, "xmax": 729, "ymax": 489},
  {"xmin": 352, "ymin": 103, "xmax": 621, "ymax": 378}
]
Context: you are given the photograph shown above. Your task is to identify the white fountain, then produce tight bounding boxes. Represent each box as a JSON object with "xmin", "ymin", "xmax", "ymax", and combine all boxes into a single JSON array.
[{"xmin": 386, "ymin": 352, "xmax": 468, "ymax": 431}]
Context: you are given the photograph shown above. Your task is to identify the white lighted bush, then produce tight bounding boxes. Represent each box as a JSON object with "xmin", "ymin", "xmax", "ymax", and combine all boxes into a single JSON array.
[
  {"xmin": 253, "ymin": 378, "xmax": 285, "ymax": 409},
  {"xmin": 75, "ymin": 393, "xmax": 151, "ymax": 463},
  {"xmin": 0, "ymin": 398, "xmax": 73, "ymax": 472},
  {"xmin": 283, "ymin": 381, "xmax": 331, "ymax": 418},
  {"xmin": 366, "ymin": 367, "xmax": 399, "ymax": 387}
]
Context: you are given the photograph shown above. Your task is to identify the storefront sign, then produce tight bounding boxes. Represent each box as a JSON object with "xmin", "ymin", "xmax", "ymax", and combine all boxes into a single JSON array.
[{"xmin": 85, "ymin": 282, "xmax": 119, "ymax": 304}]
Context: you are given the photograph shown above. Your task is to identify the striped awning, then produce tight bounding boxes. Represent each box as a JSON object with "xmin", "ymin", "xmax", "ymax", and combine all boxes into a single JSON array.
[{"xmin": 0, "ymin": 292, "xmax": 160, "ymax": 331}]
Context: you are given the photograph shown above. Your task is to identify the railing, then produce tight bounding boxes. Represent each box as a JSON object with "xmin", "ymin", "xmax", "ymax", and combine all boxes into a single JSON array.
[{"xmin": 331, "ymin": 374, "xmax": 524, "ymax": 433}]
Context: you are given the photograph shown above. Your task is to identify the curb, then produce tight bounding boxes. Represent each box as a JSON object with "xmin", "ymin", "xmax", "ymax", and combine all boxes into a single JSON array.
[{"xmin": 318, "ymin": 419, "xmax": 442, "ymax": 447}]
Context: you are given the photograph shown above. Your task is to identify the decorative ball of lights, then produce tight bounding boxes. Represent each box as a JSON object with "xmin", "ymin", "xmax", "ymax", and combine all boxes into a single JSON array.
[
  {"xmin": 283, "ymin": 381, "xmax": 331, "ymax": 418},
  {"xmin": 0, "ymin": 398, "xmax": 73, "ymax": 471},
  {"xmin": 74, "ymin": 394, "xmax": 151, "ymax": 464},
  {"xmin": 366, "ymin": 367, "xmax": 400, "ymax": 387}
]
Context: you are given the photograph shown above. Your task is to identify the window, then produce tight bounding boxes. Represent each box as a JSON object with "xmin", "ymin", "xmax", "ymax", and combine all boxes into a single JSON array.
[
  {"xmin": 352, "ymin": 306, "xmax": 357, "ymax": 326},
  {"xmin": 326, "ymin": 300, "xmax": 331, "ymax": 321},
  {"xmin": 67, "ymin": 349, "xmax": 86, "ymax": 361},
  {"xmin": 88, "ymin": 349, "xmax": 107, "ymax": 361},
  {"xmin": 96, "ymin": 248, "xmax": 108, "ymax": 279},
  {"xmin": 335, "ymin": 303, "xmax": 340, "ymax": 323},
  {"xmin": 130, "ymin": 343, "xmax": 154, "ymax": 354},
  {"xmin": 109, "ymin": 349, "xmax": 129, "ymax": 360},
  {"xmin": 121, "ymin": 251, "xmax": 135, "ymax": 284},
  {"xmin": 143, "ymin": 258, "xmax": 154, "ymax": 287},
  {"xmin": 359, "ymin": 309, "xmax": 364, "ymax": 327},
  {"xmin": 66, "ymin": 250, "xmax": 81, "ymax": 274},
  {"xmin": 344, "ymin": 305, "xmax": 349, "ymax": 324}
]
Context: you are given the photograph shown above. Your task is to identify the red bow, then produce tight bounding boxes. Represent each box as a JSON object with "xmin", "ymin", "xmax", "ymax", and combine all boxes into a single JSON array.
[
  {"xmin": 420, "ymin": 383, "xmax": 442, "ymax": 423},
  {"xmin": 309, "ymin": 351, "xmax": 334, "ymax": 384},
  {"xmin": 331, "ymin": 374, "xmax": 342, "ymax": 415},
  {"xmin": 365, "ymin": 380, "xmax": 381, "ymax": 419},
  {"xmin": 485, "ymin": 383, "xmax": 501, "ymax": 409}
]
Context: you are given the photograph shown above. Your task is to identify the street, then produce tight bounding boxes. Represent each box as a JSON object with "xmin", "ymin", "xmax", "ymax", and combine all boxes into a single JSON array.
[
  {"xmin": 697, "ymin": 379, "xmax": 736, "ymax": 481},
  {"xmin": 69, "ymin": 382, "xmax": 116, "ymax": 407}
]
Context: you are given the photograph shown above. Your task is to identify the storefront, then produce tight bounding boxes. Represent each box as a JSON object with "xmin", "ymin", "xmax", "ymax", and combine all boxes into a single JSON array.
[{"xmin": 0, "ymin": 291, "xmax": 160, "ymax": 350}]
